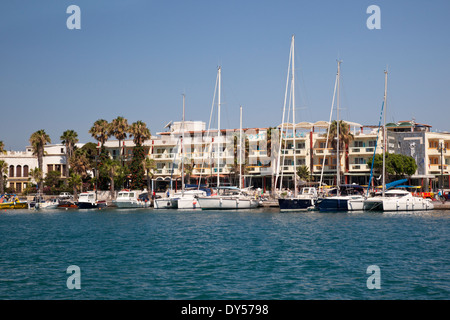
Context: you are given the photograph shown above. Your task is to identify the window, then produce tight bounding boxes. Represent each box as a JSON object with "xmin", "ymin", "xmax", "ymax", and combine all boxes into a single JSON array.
[
  {"xmin": 297, "ymin": 142, "xmax": 305, "ymax": 149},
  {"xmin": 354, "ymin": 158, "xmax": 366, "ymax": 164},
  {"xmin": 354, "ymin": 141, "xmax": 364, "ymax": 147},
  {"xmin": 9, "ymin": 165, "xmax": 14, "ymax": 177},
  {"xmin": 368, "ymin": 140, "xmax": 377, "ymax": 147},
  {"xmin": 16, "ymin": 165, "xmax": 22, "ymax": 177},
  {"xmin": 23, "ymin": 165, "xmax": 29, "ymax": 177}
]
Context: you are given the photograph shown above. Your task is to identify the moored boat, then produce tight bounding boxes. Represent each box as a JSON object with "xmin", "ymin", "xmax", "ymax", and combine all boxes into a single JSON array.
[
  {"xmin": 363, "ymin": 189, "xmax": 434, "ymax": 211},
  {"xmin": 112, "ymin": 189, "xmax": 150, "ymax": 208},
  {"xmin": 0, "ymin": 194, "xmax": 27, "ymax": 209},
  {"xmin": 77, "ymin": 191, "xmax": 107, "ymax": 209},
  {"xmin": 197, "ymin": 187, "xmax": 259, "ymax": 210},
  {"xmin": 278, "ymin": 187, "xmax": 318, "ymax": 211}
]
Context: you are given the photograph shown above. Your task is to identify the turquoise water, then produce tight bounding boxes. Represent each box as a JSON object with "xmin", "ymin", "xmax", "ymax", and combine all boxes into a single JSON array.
[{"xmin": 0, "ymin": 207, "xmax": 448, "ymax": 300}]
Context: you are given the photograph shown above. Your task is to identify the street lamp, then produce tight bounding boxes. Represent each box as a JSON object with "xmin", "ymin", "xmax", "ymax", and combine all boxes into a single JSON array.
[{"xmin": 438, "ymin": 142, "xmax": 447, "ymax": 190}]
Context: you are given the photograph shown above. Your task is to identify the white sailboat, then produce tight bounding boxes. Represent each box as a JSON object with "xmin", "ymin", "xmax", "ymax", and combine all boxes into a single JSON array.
[
  {"xmin": 362, "ymin": 70, "xmax": 434, "ymax": 211},
  {"xmin": 197, "ymin": 66, "xmax": 259, "ymax": 210},
  {"xmin": 173, "ymin": 94, "xmax": 209, "ymax": 209}
]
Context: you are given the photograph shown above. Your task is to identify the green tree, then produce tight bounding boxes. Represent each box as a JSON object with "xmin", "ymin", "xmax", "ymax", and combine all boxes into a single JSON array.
[
  {"xmin": 29, "ymin": 167, "xmax": 44, "ymax": 193},
  {"xmin": 368, "ymin": 153, "xmax": 418, "ymax": 182},
  {"xmin": 29, "ymin": 130, "xmax": 51, "ymax": 193},
  {"xmin": 130, "ymin": 145, "xmax": 146, "ymax": 190},
  {"xmin": 109, "ymin": 116, "xmax": 129, "ymax": 164},
  {"xmin": 129, "ymin": 120, "xmax": 151, "ymax": 146},
  {"xmin": 60, "ymin": 130, "xmax": 79, "ymax": 179},
  {"xmin": 102, "ymin": 159, "xmax": 122, "ymax": 199},
  {"xmin": 0, "ymin": 160, "xmax": 7, "ymax": 194},
  {"xmin": 0, "ymin": 140, "xmax": 6, "ymax": 154},
  {"xmin": 144, "ymin": 157, "xmax": 156, "ymax": 193},
  {"xmin": 296, "ymin": 165, "xmax": 311, "ymax": 182},
  {"xmin": 326, "ymin": 120, "xmax": 354, "ymax": 151},
  {"xmin": 89, "ymin": 119, "xmax": 110, "ymax": 147},
  {"xmin": 68, "ymin": 173, "xmax": 82, "ymax": 201}
]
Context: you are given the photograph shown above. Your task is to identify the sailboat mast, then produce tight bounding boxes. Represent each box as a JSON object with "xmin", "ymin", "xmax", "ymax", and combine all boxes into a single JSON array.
[
  {"xmin": 291, "ymin": 35, "xmax": 298, "ymax": 197},
  {"xmin": 217, "ymin": 66, "xmax": 221, "ymax": 188},
  {"xmin": 382, "ymin": 69, "xmax": 388, "ymax": 197},
  {"xmin": 336, "ymin": 60, "xmax": 341, "ymax": 195},
  {"xmin": 239, "ymin": 106, "xmax": 243, "ymax": 190},
  {"xmin": 181, "ymin": 93, "xmax": 185, "ymax": 197}
]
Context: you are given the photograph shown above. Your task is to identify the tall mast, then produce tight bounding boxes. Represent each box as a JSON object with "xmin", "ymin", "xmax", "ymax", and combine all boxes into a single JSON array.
[
  {"xmin": 217, "ymin": 66, "xmax": 221, "ymax": 188},
  {"xmin": 181, "ymin": 93, "xmax": 185, "ymax": 196},
  {"xmin": 291, "ymin": 35, "xmax": 298, "ymax": 197},
  {"xmin": 336, "ymin": 60, "xmax": 342, "ymax": 195},
  {"xmin": 382, "ymin": 69, "xmax": 388, "ymax": 197},
  {"xmin": 239, "ymin": 106, "xmax": 243, "ymax": 190}
]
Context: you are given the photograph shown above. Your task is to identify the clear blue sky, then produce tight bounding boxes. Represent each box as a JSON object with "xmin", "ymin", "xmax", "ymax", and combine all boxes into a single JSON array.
[{"xmin": 1, "ymin": 0, "xmax": 449, "ymax": 150}]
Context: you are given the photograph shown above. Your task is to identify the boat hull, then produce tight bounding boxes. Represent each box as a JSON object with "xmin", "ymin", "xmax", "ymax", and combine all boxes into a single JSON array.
[
  {"xmin": 197, "ymin": 197, "xmax": 259, "ymax": 210},
  {"xmin": 154, "ymin": 198, "xmax": 178, "ymax": 209},
  {"xmin": 176, "ymin": 197, "xmax": 201, "ymax": 209},
  {"xmin": 77, "ymin": 201, "xmax": 107, "ymax": 209},
  {"xmin": 113, "ymin": 201, "xmax": 150, "ymax": 208},
  {"xmin": 316, "ymin": 197, "xmax": 349, "ymax": 212},
  {"xmin": 278, "ymin": 198, "xmax": 315, "ymax": 211},
  {"xmin": 0, "ymin": 202, "xmax": 27, "ymax": 209},
  {"xmin": 363, "ymin": 197, "xmax": 434, "ymax": 211}
]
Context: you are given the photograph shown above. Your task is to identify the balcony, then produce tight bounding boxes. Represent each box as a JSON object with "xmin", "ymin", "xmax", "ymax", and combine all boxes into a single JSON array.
[
  {"xmin": 428, "ymin": 164, "xmax": 449, "ymax": 174},
  {"xmin": 349, "ymin": 147, "xmax": 376, "ymax": 155},
  {"xmin": 312, "ymin": 164, "xmax": 338, "ymax": 173},
  {"xmin": 281, "ymin": 149, "xmax": 306, "ymax": 156},
  {"xmin": 349, "ymin": 164, "xmax": 370, "ymax": 172},
  {"xmin": 313, "ymin": 148, "xmax": 334, "ymax": 156}
]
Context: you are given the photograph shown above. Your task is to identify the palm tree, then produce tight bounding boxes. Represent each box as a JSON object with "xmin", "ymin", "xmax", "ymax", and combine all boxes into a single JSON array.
[
  {"xmin": 143, "ymin": 157, "xmax": 156, "ymax": 193},
  {"xmin": 89, "ymin": 119, "xmax": 110, "ymax": 147},
  {"xmin": 0, "ymin": 160, "xmax": 8, "ymax": 194},
  {"xmin": 68, "ymin": 173, "xmax": 82, "ymax": 201},
  {"xmin": 29, "ymin": 167, "xmax": 44, "ymax": 193},
  {"xmin": 29, "ymin": 130, "xmax": 51, "ymax": 193},
  {"xmin": 69, "ymin": 150, "xmax": 91, "ymax": 179},
  {"xmin": 296, "ymin": 165, "xmax": 311, "ymax": 183},
  {"xmin": 326, "ymin": 120, "xmax": 354, "ymax": 174},
  {"xmin": 0, "ymin": 140, "xmax": 6, "ymax": 154},
  {"xmin": 60, "ymin": 130, "xmax": 79, "ymax": 179},
  {"xmin": 109, "ymin": 116, "xmax": 129, "ymax": 163},
  {"xmin": 129, "ymin": 120, "xmax": 151, "ymax": 146},
  {"xmin": 102, "ymin": 159, "xmax": 121, "ymax": 199}
]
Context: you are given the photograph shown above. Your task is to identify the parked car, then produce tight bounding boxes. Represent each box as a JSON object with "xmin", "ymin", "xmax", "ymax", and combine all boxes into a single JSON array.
[{"xmin": 59, "ymin": 192, "xmax": 73, "ymax": 199}]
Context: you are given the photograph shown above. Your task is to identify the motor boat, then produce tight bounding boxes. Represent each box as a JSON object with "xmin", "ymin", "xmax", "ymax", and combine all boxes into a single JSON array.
[
  {"xmin": 77, "ymin": 191, "xmax": 107, "ymax": 209},
  {"xmin": 112, "ymin": 189, "xmax": 150, "ymax": 208}
]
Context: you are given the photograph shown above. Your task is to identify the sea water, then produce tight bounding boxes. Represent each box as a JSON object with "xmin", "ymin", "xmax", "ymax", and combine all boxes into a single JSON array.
[{"xmin": 0, "ymin": 207, "xmax": 448, "ymax": 300}]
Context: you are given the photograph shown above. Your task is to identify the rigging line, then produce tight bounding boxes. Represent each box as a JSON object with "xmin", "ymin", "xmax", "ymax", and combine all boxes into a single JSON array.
[
  {"xmin": 319, "ymin": 70, "xmax": 338, "ymax": 189},
  {"xmin": 198, "ymin": 70, "xmax": 219, "ymax": 188},
  {"xmin": 275, "ymin": 40, "xmax": 293, "ymax": 191},
  {"xmin": 367, "ymin": 100, "xmax": 384, "ymax": 197}
]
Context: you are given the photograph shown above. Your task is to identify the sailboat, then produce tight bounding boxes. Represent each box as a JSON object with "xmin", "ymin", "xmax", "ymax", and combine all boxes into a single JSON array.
[
  {"xmin": 197, "ymin": 67, "xmax": 259, "ymax": 210},
  {"xmin": 316, "ymin": 61, "xmax": 364, "ymax": 212},
  {"xmin": 173, "ymin": 94, "xmax": 209, "ymax": 209},
  {"xmin": 276, "ymin": 35, "xmax": 318, "ymax": 211},
  {"xmin": 362, "ymin": 70, "xmax": 434, "ymax": 212}
]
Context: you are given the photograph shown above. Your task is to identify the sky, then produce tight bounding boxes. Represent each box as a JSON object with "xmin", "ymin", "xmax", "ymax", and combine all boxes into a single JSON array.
[{"xmin": 1, "ymin": 0, "xmax": 449, "ymax": 150}]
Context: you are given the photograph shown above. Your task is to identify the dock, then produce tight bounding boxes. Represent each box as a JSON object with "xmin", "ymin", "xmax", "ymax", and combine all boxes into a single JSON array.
[{"xmin": 432, "ymin": 201, "xmax": 450, "ymax": 210}]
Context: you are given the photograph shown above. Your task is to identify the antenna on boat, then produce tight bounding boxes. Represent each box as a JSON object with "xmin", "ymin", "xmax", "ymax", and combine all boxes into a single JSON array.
[
  {"xmin": 382, "ymin": 68, "xmax": 388, "ymax": 197},
  {"xmin": 336, "ymin": 59, "xmax": 342, "ymax": 196}
]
